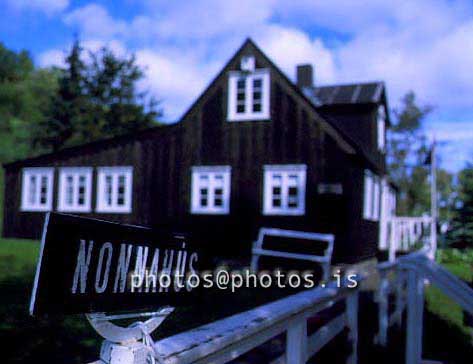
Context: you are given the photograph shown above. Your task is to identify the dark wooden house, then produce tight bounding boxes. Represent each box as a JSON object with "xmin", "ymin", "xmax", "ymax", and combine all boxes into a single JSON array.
[{"xmin": 2, "ymin": 39, "xmax": 396, "ymax": 264}]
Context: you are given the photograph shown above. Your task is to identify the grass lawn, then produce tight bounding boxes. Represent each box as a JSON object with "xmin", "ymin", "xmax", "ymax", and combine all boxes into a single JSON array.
[
  {"xmin": 0, "ymin": 238, "xmax": 40, "ymax": 280},
  {"xmin": 425, "ymin": 249, "xmax": 473, "ymax": 336},
  {"xmin": 0, "ymin": 237, "xmax": 101, "ymax": 364}
]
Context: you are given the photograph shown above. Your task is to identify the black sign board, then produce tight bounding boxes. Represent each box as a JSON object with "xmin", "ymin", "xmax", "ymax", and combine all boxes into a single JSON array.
[{"xmin": 30, "ymin": 213, "xmax": 204, "ymax": 316}]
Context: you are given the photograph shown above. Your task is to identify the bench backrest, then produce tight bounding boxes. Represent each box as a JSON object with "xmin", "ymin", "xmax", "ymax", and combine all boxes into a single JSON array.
[{"xmin": 251, "ymin": 228, "xmax": 334, "ymax": 281}]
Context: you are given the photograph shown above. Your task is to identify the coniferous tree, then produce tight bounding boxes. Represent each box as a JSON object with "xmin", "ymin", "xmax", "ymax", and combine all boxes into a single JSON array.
[
  {"xmin": 35, "ymin": 39, "xmax": 88, "ymax": 151},
  {"xmin": 83, "ymin": 47, "xmax": 159, "ymax": 140},
  {"xmin": 447, "ymin": 164, "xmax": 473, "ymax": 247},
  {"xmin": 36, "ymin": 41, "xmax": 160, "ymax": 150},
  {"xmin": 388, "ymin": 92, "xmax": 433, "ymax": 215}
]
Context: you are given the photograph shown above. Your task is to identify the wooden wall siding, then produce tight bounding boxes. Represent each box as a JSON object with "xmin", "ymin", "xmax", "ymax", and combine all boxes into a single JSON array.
[
  {"xmin": 3, "ymin": 40, "xmax": 381, "ymax": 264},
  {"xmin": 318, "ymin": 104, "xmax": 385, "ymax": 173}
]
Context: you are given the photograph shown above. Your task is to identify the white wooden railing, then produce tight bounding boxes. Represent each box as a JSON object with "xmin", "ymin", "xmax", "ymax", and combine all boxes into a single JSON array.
[
  {"xmin": 385, "ymin": 216, "xmax": 433, "ymax": 261},
  {"xmin": 152, "ymin": 278, "xmax": 360, "ymax": 364},
  {"xmin": 374, "ymin": 249, "xmax": 473, "ymax": 364},
  {"xmin": 90, "ymin": 248, "xmax": 473, "ymax": 364},
  {"xmin": 96, "ymin": 276, "xmax": 362, "ymax": 364}
]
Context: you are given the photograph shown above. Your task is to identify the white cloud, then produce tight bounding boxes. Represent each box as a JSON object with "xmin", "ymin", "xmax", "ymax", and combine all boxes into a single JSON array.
[
  {"xmin": 37, "ymin": 39, "xmax": 128, "ymax": 68},
  {"xmin": 426, "ymin": 121, "xmax": 473, "ymax": 143},
  {"xmin": 5, "ymin": 0, "xmax": 69, "ymax": 15},
  {"xmin": 137, "ymin": 0, "xmax": 276, "ymax": 40},
  {"xmin": 38, "ymin": 49, "xmax": 66, "ymax": 68},
  {"xmin": 253, "ymin": 25, "xmax": 337, "ymax": 83},
  {"xmin": 135, "ymin": 48, "xmax": 222, "ymax": 120},
  {"xmin": 63, "ymin": 4, "xmax": 128, "ymax": 39},
  {"xmin": 437, "ymin": 140, "xmax": 473, "ymax": 172},
  {"xmin": 81, "ymin": 39, "xmax": 128, "ymax": 58}
]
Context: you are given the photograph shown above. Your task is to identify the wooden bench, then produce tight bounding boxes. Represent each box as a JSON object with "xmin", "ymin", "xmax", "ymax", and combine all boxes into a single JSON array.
[{"xmin": 250, "ymin": 228, "xmax": 335, "ymax": 281}]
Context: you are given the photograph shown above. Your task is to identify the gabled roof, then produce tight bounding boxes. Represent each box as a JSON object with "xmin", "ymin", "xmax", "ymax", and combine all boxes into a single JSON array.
[
  {"xmin": 303, "ymin": 82, "xmax": 385, "ymax": 106},
  {"xmin": 4, "ymin": 38, "xmax": 382, "ymax": 173}
]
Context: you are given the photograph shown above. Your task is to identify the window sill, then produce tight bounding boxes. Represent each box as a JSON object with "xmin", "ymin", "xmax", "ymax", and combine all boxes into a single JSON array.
[
  {"xmin": 262, "ymin": 210, "xmax": 305, "ymax": 216},
  {"xmin": 227, "ymin": 115, "xmax": 270, "ymax": 122},
  {"xmin": 20, "ymin": 207, "xmax": 52, "ymax": 212},
  {"xmin": 190, "ymin": 210, "xmax": 229, "ymax": 215},
  {"xmin": 96, "ymin": 208, "xmax": 132, "ymax": 214},
  {"xmin": 57, "ymin": 207, "xmax": 92, "ymax": 213}
]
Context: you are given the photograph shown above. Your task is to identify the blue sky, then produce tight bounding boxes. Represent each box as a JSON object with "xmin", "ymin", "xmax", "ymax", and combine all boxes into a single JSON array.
[{"xmin": 1, "ymin": 0, "xmax": 472, "ymax": 172}]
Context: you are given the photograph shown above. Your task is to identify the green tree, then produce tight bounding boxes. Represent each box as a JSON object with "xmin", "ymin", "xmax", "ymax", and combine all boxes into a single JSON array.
[
  {"xmin": 35, "ymin": 41, "xmax": 161, "ymax": 151},
  {"xmin": 388, "ymin": 91, "xmax": 454, "ymax": 219},
  {"xmin": 388, "ymin": 91, "xmax": 432, "ymax": 215},
  {"xmin": 447, "ymin": 163, "xmax": 473, "ymax": 247},
  {"xmin": 34, "ymin": 39, "xmax": 88, "ymax": 151},
  {"xmin": 437, "ymin": 168, "xmax": 455, "ymax": 223},
  {"xmin": 83, "ymin": 47, "xmax": 160, "ymax": 140},
  {"xmin": 0, "ymin": 43, "xmax": 33, "ymax": 82},
  {"xmin": 0, "ymin": 43, "xmax": 58, "ymax": 162}
]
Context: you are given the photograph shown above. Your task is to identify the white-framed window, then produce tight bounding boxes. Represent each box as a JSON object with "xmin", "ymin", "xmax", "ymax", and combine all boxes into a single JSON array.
[
  {"xmin": 96, "ymin": 167, "xmax": 133, "ymax": 213},
  {"xmin": 21, "ymin": 168, "xmax": 54, "ymax": 212},
  {"xmin": 377, "ymin": 105, "xmax": 386, "ymax": 151},
  {"xmin": 191, "ymin": 166, "xmax": 231, "ymax": 214},
  {"xmin": 227, "ymin": 68, "xmax": 270, "ymax": 121},
  {"xmin": 363, "ymin": 169, "xmax": 380, "ymax": 221},
  {"xmin": 57, "ymin": 167, "xmax": 93, "ymax": 212},
  {"xmin": 263, "ymin": 164, "xmax": 306, "ymax": 215}
]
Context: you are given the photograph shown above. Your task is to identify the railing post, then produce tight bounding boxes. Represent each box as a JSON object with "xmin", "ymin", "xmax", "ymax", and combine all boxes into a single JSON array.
[
  {"xmin": 346, "ymin": 292, "xmax": 359, "ymax": 364},
  {"xmin": 389, "ymin": 221, "xmax": 396, "ymax": 262},
  {"xmin": 286, "ymin": 318, "xmax": 307, "ymax": 364},
  {"xmin": 394, "ymin": 269, "xmax": 405, "ymax": 327},
  {"xmin": 406, "ymin": 269, "xmax": 424, "ymax": 364},
  {"xmin": 375, "ymin": 271, "xmax": 389, "ymax": 346}
]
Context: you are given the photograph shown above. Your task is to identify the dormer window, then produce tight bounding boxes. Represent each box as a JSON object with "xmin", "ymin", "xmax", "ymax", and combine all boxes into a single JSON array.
[
  {"xmin": 227, "ymin": 58, "xmax": 270, "ymax": 122},
  {"xmin": 377, "ymin": 105, "xmax": 386, "ymax": 151}
]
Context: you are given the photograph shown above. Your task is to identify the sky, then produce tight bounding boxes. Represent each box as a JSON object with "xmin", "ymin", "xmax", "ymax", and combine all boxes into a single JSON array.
[{"xmin": 1, "ymin": 0, "xmax": 472, "ymax": 172}]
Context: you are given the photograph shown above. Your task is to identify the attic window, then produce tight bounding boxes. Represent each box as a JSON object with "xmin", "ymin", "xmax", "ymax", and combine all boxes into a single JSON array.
[{"xmin": 227, "ymin": 68, "xmax": 270, "ymax": 121}]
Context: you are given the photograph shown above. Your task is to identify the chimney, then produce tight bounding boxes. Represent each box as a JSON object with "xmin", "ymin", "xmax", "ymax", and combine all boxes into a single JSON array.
[{"xmin": 296, "ymin": 64, "xmax": 313, "ymax": 89}]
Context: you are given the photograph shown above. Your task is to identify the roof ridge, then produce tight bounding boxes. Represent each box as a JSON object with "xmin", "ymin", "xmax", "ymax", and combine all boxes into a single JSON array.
[{"xmin": 314, "ymin": 81, "xmax": 384, "ymax": 89}]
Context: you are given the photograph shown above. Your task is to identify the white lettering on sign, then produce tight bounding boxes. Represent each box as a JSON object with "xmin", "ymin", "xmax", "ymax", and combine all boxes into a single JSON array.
[
  {"xmin": 174, "ymin": 244, "xmax": 188, "ymax": 292},
  {"xmin": 186, "ymin": 253, "xmax": 199, "ymax": 292},
  {"xmin": 95, "ymin": 242, "xmax": 113, "ymax": 293},
  {"xmin": 160, "ymin": 249, "xmax": 175, "ymax": 293},
  {"xmin": 147, "ymin": 248, "xmax": 160, "ymax": 293},
  {"xmin": 70, "ymin": 238, "xmax": 197, "ymax": 295},
  {"xmin": 133, "ymin": 246, "xmax": 149, "ymax": 293},
  {"xmin": 71, "ymin": 240, "xmax": 94, "ymax": 294},
  {"xmin": 113, "ymin": 244, "xmax": 133, "ymax": 293}
]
